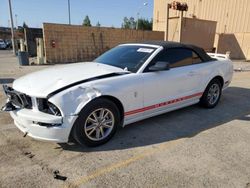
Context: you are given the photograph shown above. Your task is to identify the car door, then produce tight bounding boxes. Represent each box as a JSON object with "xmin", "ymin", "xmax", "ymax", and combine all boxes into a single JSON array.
[{"xmin": 142, "ymin": 48, "xmax": 204, "ymax": 116}]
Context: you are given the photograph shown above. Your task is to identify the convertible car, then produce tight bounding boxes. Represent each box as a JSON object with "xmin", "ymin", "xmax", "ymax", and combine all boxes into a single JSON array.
[{"xmin": 2, "ymin": 41, "xmax": 233, "ymax": 146}]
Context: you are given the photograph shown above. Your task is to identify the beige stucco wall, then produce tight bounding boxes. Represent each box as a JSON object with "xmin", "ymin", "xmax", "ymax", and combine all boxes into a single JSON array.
[{"xmin": 43, "ymin": 23, "xmax": 164, "ymax": 64}]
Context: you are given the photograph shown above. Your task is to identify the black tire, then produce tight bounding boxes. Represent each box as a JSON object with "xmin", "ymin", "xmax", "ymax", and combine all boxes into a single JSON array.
[
  {"xmin": 200, "ymin": 78, "xmax": 222, "ymax": 108},
  {"xmin": 72, "ymin": 98, "xmax": 120, "ymax": 147}
]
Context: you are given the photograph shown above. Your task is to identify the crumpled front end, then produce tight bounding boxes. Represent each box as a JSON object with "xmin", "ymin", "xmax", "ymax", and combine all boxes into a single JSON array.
[{"xmin": 1, "ymin": 85, "xmax": 77, "ymax": 143}]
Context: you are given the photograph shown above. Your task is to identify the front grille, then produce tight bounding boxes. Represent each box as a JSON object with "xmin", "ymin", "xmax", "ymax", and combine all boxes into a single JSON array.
[
  {"xmin": 19, "ymin": 94, "xmax": 32, "ymax": 109},
  {"xmin": 3, "ymin": 86, "xmax": 32, "ymax": 109}
]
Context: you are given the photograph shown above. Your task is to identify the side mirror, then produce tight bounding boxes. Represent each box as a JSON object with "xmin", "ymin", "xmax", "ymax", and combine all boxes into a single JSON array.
[{"xmin": 148, "ymin": 61, "xmax": 170, "ymax": 71}]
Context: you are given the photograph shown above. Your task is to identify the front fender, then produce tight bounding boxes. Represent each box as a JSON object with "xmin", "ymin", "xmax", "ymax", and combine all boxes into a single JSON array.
[
  {"xmin": 48, "ymin": 83, "xmax": 125, "ymax": 116},
  {"xmin": 49, "ymin": 85, "xmax": 102, "ymax": 116}
]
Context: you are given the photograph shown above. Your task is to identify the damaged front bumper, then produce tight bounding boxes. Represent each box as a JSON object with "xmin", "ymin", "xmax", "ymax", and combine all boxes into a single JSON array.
[
  {"xmin": 1, "ymin": 85, "xmax": 77, "ymax": 143},
  {"xmin": 9, "ymin": 109, "xmax": 76, "ymax": 143}
]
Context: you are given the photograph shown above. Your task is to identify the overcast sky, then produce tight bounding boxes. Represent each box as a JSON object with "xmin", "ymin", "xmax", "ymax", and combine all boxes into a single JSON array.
[{"xmin": 0, "ymin": 0, "xmax": 153, "ymax": 28}]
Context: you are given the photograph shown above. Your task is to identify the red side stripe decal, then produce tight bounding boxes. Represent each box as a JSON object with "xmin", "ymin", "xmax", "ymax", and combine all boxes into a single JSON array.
[{"xmin": 124, "ymin": 92, "xmax": 203, "ymax": 116}]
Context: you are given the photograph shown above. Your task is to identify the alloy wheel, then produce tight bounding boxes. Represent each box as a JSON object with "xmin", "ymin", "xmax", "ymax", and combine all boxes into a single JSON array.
[
  {"xmin": 207, "ymin": 83, "xmax": 220, "ymax": 105},
  {"xmin": 84, "ymin": 108, "xmax": 115, "ymax": 141}
]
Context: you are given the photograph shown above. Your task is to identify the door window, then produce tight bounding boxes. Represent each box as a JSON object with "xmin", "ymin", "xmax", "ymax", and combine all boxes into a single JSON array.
[{"xmin": 148, "ymin": 48, "xmax": 203, "ymax": 70}]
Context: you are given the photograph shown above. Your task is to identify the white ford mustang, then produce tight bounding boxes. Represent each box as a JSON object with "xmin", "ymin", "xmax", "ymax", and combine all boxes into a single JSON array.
[{"xmin": 2, "ymin": 41, "xmax": 233, "ymax": 146}]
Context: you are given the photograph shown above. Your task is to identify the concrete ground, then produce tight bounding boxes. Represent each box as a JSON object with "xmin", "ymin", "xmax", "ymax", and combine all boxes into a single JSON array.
[{"xmin": 0, "ymin": 50, "xmax": 250, "ymax": 188}]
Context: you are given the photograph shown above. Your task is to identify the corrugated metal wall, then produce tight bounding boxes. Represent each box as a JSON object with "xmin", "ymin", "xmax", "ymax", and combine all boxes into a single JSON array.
[{"xmin": 153, "ymin": 0, "xmax": 250, "ymax": 33}]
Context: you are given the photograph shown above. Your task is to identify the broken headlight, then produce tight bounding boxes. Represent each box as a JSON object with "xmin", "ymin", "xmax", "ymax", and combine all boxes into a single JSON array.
[{"xmin": 37, "ymin": 98, "xmax": 62, "ymax": 116}]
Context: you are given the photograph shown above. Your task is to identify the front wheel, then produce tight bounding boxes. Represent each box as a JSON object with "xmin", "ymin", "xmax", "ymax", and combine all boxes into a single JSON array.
[
  {"xmin": 72, "ymin": 98, "xmax": 120, "ymax": 147},
  {"xmin": 200, "ymin": 79, "xmax": 222, "ymax": 108}
]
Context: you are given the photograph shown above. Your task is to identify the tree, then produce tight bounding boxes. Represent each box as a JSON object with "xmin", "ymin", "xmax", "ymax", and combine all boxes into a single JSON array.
[
  {"xmin": 121, "ymin": 17, "xmax": 129, "ymax": 29},
  {"xmin": 137, "ymin": 18, "xmax": 153, "ymax": 30},
  {"xmin": 121, "ymin": 17, "xmax": 136, "ymax": 29},
  {"xmin": 96, "ymin": 21, "xmax": 101, "ymax": 27},
  {"xmin": 18, "ymin": 22, "xmax": 29, "ymax": 33},
  {"xmin": 23, "ymin": 22, "xmax": 29, "ymax": 28},
  {"xmin": 82, "ymin": 15, "xmax": 92, "ymax": 26}
]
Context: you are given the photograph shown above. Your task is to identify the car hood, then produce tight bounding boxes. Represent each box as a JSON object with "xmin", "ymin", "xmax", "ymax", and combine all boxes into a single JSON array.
[{"xmin": 13, "ymin": 62, "xmax": 127, "ymax": 98}]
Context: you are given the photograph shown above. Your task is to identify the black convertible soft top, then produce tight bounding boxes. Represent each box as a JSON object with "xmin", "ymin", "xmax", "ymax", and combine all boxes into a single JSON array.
[{"xmin": 141, "ymin": 41, "xmax": 213, "ymax": 62}]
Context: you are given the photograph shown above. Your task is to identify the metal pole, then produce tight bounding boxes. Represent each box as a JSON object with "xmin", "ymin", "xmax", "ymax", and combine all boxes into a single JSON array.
[
  {"xmin": 68, "ymin": 0, "xmax": 71, "ymax": 25},
  {"xmin": 8, "ymin": 0, "xmax": 16, "ymax": 55},
  {"xmin": 15, "ymin": 14, "xmax": 18, "ymax": 28},
  {"xmin": 179, "ymin": 11, "xmax": 183, "ymax": 42},
  {"xmin": 136, "ymin": 12, "xmax": 139, "ymax": 30},
  {"xmin": 164, "ymin": 4, "xmax": 170, "ymax": 41}
]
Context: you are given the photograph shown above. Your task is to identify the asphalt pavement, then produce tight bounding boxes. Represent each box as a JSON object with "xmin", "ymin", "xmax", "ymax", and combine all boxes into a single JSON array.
[{"xmin": 0, "ymin": 50, "xmax": 250, "ymax": 188}]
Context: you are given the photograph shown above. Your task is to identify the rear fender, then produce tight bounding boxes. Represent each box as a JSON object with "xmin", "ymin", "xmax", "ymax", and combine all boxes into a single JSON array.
[{"xmin": 201, "ymin": 64, "xmax": 226, "ymax": 92}]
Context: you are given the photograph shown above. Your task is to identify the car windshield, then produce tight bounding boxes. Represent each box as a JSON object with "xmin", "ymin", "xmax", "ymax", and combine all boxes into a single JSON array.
[{"xmin": 94, "ymin": 45, "xmax": 156, "ymax": 73}]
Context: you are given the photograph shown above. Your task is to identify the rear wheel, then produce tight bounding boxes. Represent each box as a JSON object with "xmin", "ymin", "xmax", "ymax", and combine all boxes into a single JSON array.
[
  {"xmin": 72, "ymin": 98, "xmax": 120, "ymax": 147},
  {"xmin": 200, "ymin": 79, "xmax": 222, "ymax": 108}
]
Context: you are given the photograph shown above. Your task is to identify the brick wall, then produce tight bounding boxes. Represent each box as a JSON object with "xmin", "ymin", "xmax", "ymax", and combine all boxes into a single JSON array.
[{"xmin": 43, "ymin": 23, "xmax": 164, "ymax": 64}]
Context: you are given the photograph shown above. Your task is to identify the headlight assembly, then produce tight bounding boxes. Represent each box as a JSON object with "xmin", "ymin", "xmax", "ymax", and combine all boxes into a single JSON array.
[{"xmin": 37, "ymin": 98, "xmax": 62, "ymax": 116}]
